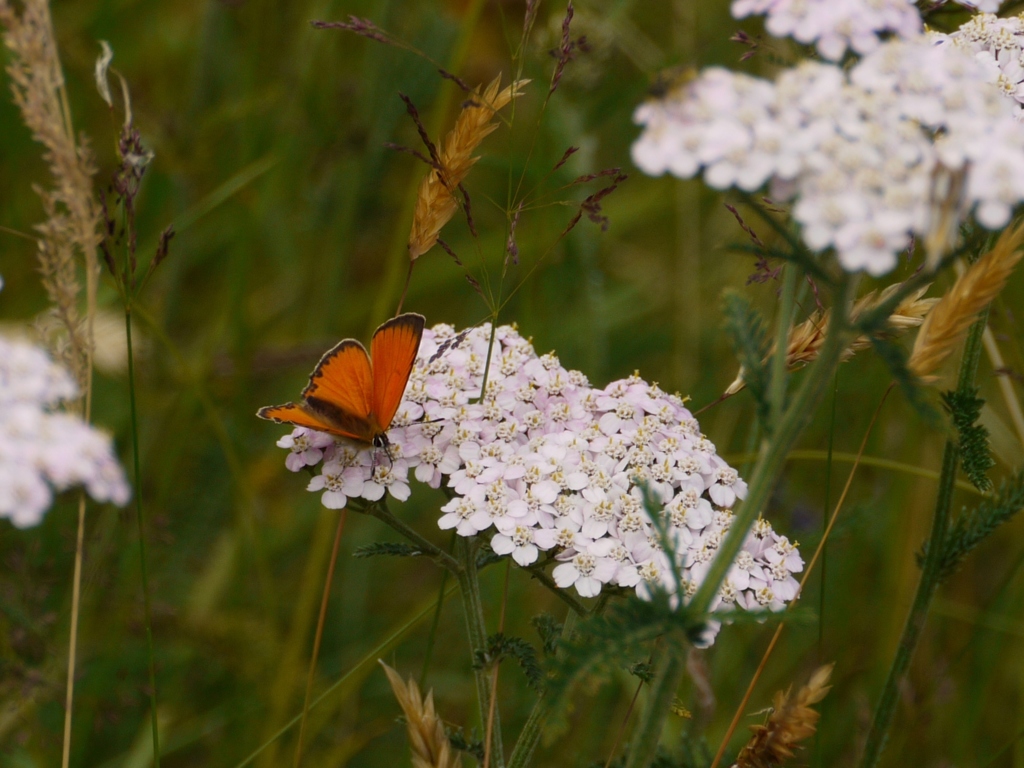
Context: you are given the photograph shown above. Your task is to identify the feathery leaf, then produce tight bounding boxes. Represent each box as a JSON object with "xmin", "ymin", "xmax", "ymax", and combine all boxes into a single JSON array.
[
  {"xmin": 943, "ymin": 388, "xmax": 994, "ymax": 493},
  {"xmin": 936, "ymin": 467, "xmax": 1024, "ymax": 582}
]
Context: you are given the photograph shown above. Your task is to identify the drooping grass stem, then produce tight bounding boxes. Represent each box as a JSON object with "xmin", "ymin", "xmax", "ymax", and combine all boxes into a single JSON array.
[
  {"xmin": 125, "ymin": 308, "xmax": 161, "ymax": 766},
  {"xmin": 860, "ymin": 306, "xmax": 991, "ymax": 768}
]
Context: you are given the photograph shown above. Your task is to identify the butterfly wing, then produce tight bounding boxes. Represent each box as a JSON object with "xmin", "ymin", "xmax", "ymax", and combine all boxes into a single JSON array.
[
  {"xmin": 370, "ymin": 313, "xmax": 425, "ymax": 431},
  {"xmin": 257, "ymin": 402, "xmax": 350, "ymax": 436},
  {"xmin": 297, "ymin": 338, "xmax": 380, "ymax": 442}
]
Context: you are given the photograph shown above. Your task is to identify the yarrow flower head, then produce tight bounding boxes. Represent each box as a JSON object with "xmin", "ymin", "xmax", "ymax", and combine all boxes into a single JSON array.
[
  {"xmin": 0, "ymin": 333, "xmax": 131, "ymax": 527},
  {"xmin": 732, "ymin": 0, "xmax": 921, "ymax": 61},
  {"xmin": 273, "ymin": 322, "xmax": 805, "ymax": 646},
  {"xmin": 632, "ymin": 37, "xmax": 1024, "ymax": 275},
  {"xmin": 934, "ymin": 13, "xmax": 1024, "ymax": 118},
  {"xmin": 732, "ymin": 0, "xmax": 1002, "ymax": 61}
]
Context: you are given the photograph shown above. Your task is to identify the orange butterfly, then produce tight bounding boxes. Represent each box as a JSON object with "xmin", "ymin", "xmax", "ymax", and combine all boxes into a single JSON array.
[{"xmin": 258, "ymin": 313, "xmax": 425, "ymax": 450}]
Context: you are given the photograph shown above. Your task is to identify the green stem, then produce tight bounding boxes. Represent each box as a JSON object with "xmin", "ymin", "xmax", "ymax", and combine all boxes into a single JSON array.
[
  {"xmin": 524, "ymin": 561, "xmax": 588, "ymax": 616},
  {"xmin": 420, "ymin": 532, "xmax": 457, "ymax": 689},
  {"xmin": 359, "ymin": 501, "xmax": 460, "ymax": 573},
  {"xmin": 454, "ymin": 537, "xmax": 504, "ymax": 766},
  {"xmin": 506, "ymin": 610, "xmax": 578, "ymax": 768},
  {"xmin": 691, "ymin": 276, "xmax": 854, "ymax": 617},
  {"xmin": 769, "ymin": 264, "xmax": 799, "ymax": 429},
  {"xmin": 125, "ymin": 308, "xmax": 161, "ymax": 766},
  {"xmin": 860, "ymin": 306, "xmax": 990, "ymax": 768},
  {"xmin": 623, "ymin": 640, "xmax": 687, "ymax": 768}
]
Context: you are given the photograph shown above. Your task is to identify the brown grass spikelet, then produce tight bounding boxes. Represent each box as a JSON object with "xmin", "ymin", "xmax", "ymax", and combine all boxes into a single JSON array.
[
  {"xmin": 407, "ymin": 76, "xmax": 527, "ymax": 261},
  {"xmin": 909, "ymin": 221, "xmax": 1024, "ymax": 381},
  {"xmin": 380, "ymin": 661, "xmax": 460, "ymax": 768},
  {"xmin": 734, "ymin": 664, "xmax": 833, "ymax": 768},
  {"xmin": 726, "ymin": 285, "xmax": 937, "ymax": 395},
  {"xmin": 1, "ymin": 0, "xmax": 101, "ymax": 395}
]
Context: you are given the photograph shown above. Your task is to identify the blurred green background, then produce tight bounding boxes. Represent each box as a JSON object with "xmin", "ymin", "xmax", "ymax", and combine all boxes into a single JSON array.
[{"xmin": 2, "ymin": 0, "xmax": 1024, "ymax": 765}]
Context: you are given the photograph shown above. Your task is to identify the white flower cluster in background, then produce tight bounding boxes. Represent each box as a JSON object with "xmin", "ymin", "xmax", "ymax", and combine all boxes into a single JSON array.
[
  {"xmin": 0, "ymin": 335, "xmax": 131, "ymax": 527},
  {"xmin": 277, "ymin": 324, "xmax": 804, "ymax": 643},
  {"xmin": 632, "ymin": 38, "xmax": 1024, "ymax": 275},
  {"xmin": 732, "ymin": 0, "xmax": 1004, "ymax": 61},
  {"xmin": 934, "ymin": 13, "xmax": 1024, "ymax": 118},
  {"xmin": 731, "ymin": 0, "xmax": 921, "ymax": 61},
  {"xmin": 952, "ymin": 0, "xmax": 1004, "ymax": 11}
]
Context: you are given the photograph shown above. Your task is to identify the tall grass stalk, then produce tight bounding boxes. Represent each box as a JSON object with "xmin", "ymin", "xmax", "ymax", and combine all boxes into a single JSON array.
[
  {"xmin": 293, "ymin": 508, "xmax": 348, "ymax": 767},
  {"xmin": 614, "ymin": 271, "xmax": 853, "ymax": 768},
  {"xmin": 860, "ymin": 307, "xmax": 991, "ymax": 767},
  {"xmin": 710, "ymin": 383, "xmax": 894, "ymax": 768},
  {"xmin": 690, "ymin": 275, "xmax": 855, "ymax": 618},
  {"xmin": 125, "ymin": 308, "xmax": 161, "ymax": 766},
  {"xmin": 60, "ymin": 493, "xmax": 87, "ymax": 768}
]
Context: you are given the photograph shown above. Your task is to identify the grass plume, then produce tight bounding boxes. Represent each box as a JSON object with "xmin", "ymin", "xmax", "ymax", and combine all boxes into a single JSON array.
[
  {"xmin": 380, "ymin": 661, "xmax": 460, "ymax": 768},
  {"xmin": 909, "ymin": 222, "xmax": 1024, "ymax": 381},
  {"xmin": 726, "ymin": 285, "xmax": 936, "ymax": 395},
  {"xmin": 1, "ymin": 5, "xmax": 102, "ymax": 768},
  {"xmin": 407, "ymin": 76, "xmax": 527, "ymax": 261},
  {"xmin": 0, "ymin": 0, "xmax": 100, "ymax": 393},
  {"xmin": 735, "ymin": 664, "xmax": 833, "ymax": 768}
]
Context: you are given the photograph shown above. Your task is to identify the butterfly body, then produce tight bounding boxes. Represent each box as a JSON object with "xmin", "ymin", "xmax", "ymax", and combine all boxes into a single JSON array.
[{"xmin": 258, "ymin": 313, "xmax": 425, "ymax": 447}]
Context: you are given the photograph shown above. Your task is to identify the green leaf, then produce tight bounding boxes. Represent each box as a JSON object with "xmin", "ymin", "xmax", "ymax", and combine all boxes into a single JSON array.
[
  {"xmin": 531, "ymin": 614, "xmax": 564, "ymax": 656},
  {"xmin": 473, "ymin": 633, "xmax": 545, "ymax": 690},
  {"xmin": 942, "ymin": 387, "xmax": 995, "ymax": 492},
  {"xmin": 722, "ymin": 291, "xmax": 772, "ymax": 430},
  {"xmin": 936, "ymin": 467, "xmax": 1024, "ymax": 581}
]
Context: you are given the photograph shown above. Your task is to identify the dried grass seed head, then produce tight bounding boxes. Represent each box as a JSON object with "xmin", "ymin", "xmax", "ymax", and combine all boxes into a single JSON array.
[
  {"xmin": 380, "ymin": 661, "xmax": 459, "ymax": 768},
  {"xmin": 734, "ymin": 663, "xmax": 833, "ymax": 768},
  {"xmin": 407, "ymin": 76, "xmax": 527, "ymax": 261},
  {"xmin": 1, "ymin": 0, "xmax": 102, "ymax": 392},
  {"xmin": 909, "ymin": 221, "xmax": 1024, "ymax": 382},
  {"xmin": 726, "ymin": 285, "xmax": 937, "ymax": 395}
]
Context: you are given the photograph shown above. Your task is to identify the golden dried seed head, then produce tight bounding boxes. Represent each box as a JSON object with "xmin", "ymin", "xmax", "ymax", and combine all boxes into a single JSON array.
[
  {"xmin": 408, "ymin": 77, "xmax": 527, "ymax": 261},
  {"xmin": 735, "ymin": 663, "xmax": 833, "ymax": 768},
  {"xmin": 909, "ymin": 221, "xmax": 1024, "ymax": 382},
  {"xmin": 725, "ymin": 286, "xmax": 937, "ymax": 396},
  {"xmin": 380, "ymin": 661, "xmax": 460, "ymax": 768}
]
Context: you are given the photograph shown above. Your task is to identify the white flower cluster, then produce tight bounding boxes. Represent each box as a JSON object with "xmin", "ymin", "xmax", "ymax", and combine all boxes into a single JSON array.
[
  {"xmin": 0, "ymin": 335, "xmax": 131, "ymax": 527},
  {"xmin": 731, "ymin": 0, "xmax": 921, "ymax": 61},
  {"xmin": 632, "ymin": 38, "xmax": 1024, "ymax": 275},
  {"xmin": 953, "ymin": 0, "xmax": 1004, "ymax": 11},
  {"xmin": 934, "ymin": 13, "xmax": 1024, "ymax": 118},
  {"xmin": 277, "ymin": 324, "xmax": 804, "ymax": 641},
  {"xmin": 732, "ymin": 0, "xmax": 1004, "ymax": 61}
]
